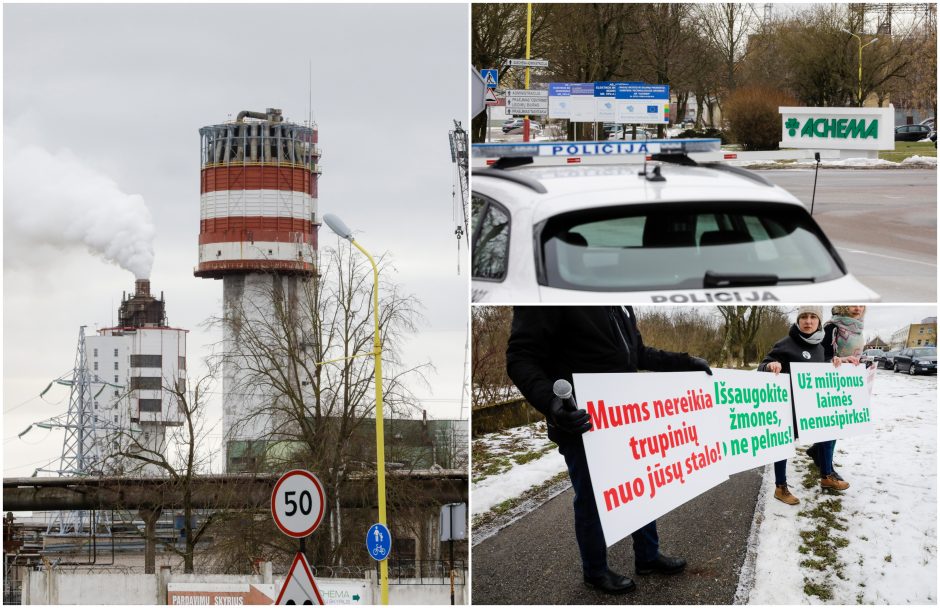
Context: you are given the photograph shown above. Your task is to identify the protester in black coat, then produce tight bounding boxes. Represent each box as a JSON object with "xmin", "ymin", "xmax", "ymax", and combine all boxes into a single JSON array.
[
  {"xmin": 758, "ymin": 305, "xmax": 848, "ymax": 506},
  {"xmin": 506, "ymin": 306, "xmax": 712, "ymax": 595}
]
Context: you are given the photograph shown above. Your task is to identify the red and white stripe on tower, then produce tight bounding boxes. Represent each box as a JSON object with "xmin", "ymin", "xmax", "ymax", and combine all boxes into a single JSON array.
[{"xmin": 195, "ymin": 108, "xmax": 321, "ymax": 278}]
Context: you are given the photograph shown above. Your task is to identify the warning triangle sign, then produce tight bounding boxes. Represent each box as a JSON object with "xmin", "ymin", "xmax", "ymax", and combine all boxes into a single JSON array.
[
  {"xmin": 276, "ymin": 553, "xmax": 324, "ymax": 605},
  {"xmin": 484, "ymin": 89, "xmax": 498, "ymax": 105}
]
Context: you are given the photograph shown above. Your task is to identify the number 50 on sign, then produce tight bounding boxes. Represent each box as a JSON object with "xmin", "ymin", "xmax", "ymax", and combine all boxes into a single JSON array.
[{"xmin": 272, "ymin": 470, "xmax": 326, "ymax": 538}]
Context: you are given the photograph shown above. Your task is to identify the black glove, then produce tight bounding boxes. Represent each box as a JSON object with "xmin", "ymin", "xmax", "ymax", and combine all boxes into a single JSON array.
[
  {"xmin": 547, "ymin": 396, "xmax": 592, "ymax": 434},
  {"xmin": 688, "ymin": 356, "xmax": 713, "ymax": 375}
]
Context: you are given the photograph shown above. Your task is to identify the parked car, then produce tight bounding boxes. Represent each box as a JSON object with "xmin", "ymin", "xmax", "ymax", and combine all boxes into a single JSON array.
[
  {"xmin": 919, "ymin": 117, "xmax": 935, "ymax": 129},
  {"xmin": 881, "ymin": 349, "xmax": 901, "ymax": 370},
  {"xmin": 502, "ymin": 118, "xmax": 542, "ymax": 135},
  {"xmin": 607, "ymin": 126, "xmax": 658, "ymax": 140},
  {"xmin": 860, "ymin": 348, "xmax": 886, "ymax": 367},
  {"xmin": 895, "ymin": 124, "xmax": 933, "ymax": 142},
  {"xmin": 893, "ymin": 346, "xmax": 937, "ymax": 375}
]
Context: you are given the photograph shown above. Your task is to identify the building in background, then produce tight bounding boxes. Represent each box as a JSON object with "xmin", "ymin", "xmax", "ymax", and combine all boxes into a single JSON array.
[
  {"xmin": 87, "ymin": 279, "xmax": 187, "ymax": 473},
  {"xmin": 889, "ymin": 317, "xmax": 938, "ymax": 349},
  {"xmin": 194, "ymin": 108, "xmax": 321, "ymax": 469}
]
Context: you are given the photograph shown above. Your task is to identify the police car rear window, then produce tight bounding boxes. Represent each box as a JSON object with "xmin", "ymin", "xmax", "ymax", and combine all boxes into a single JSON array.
[{"xmin": 538, "ymin": 202, "xmax": 844, "ymax": 291}]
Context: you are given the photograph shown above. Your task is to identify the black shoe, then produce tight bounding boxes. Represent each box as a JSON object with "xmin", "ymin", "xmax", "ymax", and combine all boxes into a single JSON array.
[
  {"xmin": 831, "ymin": 469, "xmax": 844, "ymax": 482},
  {"xmin": 636, "ymin": 554, "xmax": 687, "ymax": 575},
  {"xmin": 583, "ymin": 570, "xmax": 637, "ymax": 594}
]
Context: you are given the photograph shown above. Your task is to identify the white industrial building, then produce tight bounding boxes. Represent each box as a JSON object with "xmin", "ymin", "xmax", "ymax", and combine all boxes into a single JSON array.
[{"xmin": 84, "ymin": 279, "xmax": 187, "ymax": 474}]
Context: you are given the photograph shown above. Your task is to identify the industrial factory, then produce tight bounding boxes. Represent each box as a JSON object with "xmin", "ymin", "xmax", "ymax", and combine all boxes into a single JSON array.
[{"xmin": 87, "ymin": 279, "xmax": 188, "ymax": 474}]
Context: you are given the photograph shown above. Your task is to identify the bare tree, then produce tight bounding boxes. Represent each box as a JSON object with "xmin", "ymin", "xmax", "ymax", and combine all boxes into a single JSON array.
[
  {"xmin": 630, "ymin": 4, "xmax": 701, "ymax": 134},
  {"xmin": 102, "ymin": 369, "xmax": 218, "ymax": 574},
  {"xmin": 212, "ymin": 241, "xmax": 431, "ymax": 568},
  {"xmin": 695, "ymin": 3, "xmax": 760, "ymax": 94},
  {"xmin": 537, "ymin": 4, "xmax": 644, "ymax": 139},
  {"xmin": 635, "ymin": 307, "xmax": 725, "ymax": 366},
  {"xmin": 717, "ymin": 306, "xmax": 791, "ymax": 367},
  {"xmin": 471, "ymin": 3, "xmax": 554, "ymax": 141},
  {"xmin": 470, "ymin": 306, "xmax": 515, "ymax": 408}
]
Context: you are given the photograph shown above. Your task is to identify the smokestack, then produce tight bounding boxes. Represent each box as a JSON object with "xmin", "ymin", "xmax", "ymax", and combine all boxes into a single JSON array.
[{"xmin": 119, "ymin": 279, "xmax": 165, "ymax": 328}]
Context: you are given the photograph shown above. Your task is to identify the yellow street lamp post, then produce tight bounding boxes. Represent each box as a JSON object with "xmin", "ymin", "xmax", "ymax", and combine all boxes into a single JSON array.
[
  {"xmin": 323, "ymin": 213, "xmax": 389, "ymax": 605},
  {"xmin": 841, "ymin": 28, "xmax": 878, "ymax": 107}
]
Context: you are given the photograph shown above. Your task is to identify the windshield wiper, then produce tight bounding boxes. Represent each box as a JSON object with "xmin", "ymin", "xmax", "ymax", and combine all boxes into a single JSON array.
[
  {"xmin": 704, "ymin": 271, "xmax": 780, "ymax": 287},
  {"xmin": 703, "ymin": 272, "xmax": 817, "ymax": 287}
]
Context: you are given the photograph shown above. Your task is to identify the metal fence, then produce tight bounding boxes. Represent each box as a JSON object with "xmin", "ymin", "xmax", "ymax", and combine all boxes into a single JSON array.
[
  {"xmin": 309, "ymin": 560, "xmax": 466, "ymax": 585},
  {"xmin": 3, "ymin": 579, "xmax": 22, "ymax": 605},
  {"xmin": 381, "ymin": 559, "xmax": 467, "ymax": 585}
]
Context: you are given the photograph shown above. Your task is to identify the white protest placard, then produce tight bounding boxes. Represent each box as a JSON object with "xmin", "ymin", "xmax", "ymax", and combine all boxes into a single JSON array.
[
  {"xmin": 574, "ymin": 372, "xmax": 728, "ymax": 547},
  {"xmin": 789, "ymin": 362, "xmax": 873, "ymax": 443},
  {"xmin": 711, "ymin": 369, "xmax": 795, "ymax": 475}
]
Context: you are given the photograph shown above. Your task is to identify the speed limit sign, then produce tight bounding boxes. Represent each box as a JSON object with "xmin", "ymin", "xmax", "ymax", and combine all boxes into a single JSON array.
[{"xmin": 271, "ymin": 470, "xmax": 325, "ymax": 538}]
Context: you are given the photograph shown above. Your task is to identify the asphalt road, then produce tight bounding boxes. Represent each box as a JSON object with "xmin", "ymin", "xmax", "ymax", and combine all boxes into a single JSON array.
[
  {"xmin": 471, "ymin": 467, "xmax": 764, "ymax": 605},
  {"xmin": 756, "ymin": 169, "xmax": 937, "ymax": 303}
]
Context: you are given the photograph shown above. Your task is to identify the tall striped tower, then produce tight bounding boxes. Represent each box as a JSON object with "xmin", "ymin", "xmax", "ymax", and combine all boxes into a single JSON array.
[{"xmin": 196, "ymin": 108, "xmax": 321, "ymax": 471}]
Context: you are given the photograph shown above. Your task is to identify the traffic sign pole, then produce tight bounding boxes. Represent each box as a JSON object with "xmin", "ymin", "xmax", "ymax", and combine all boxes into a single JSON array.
[
  {"xmin": 523, "ymin": 2, "xmax": 533, "ymax": 143},
  {"xmin": 271, "ymin": 470, "xmax": 326, "ymax": 605}
]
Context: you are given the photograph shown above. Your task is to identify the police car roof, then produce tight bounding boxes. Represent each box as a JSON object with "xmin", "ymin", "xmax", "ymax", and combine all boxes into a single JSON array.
[{"xmin": 474, "ymin": 162, "xmax": 805, "ymax": 219}]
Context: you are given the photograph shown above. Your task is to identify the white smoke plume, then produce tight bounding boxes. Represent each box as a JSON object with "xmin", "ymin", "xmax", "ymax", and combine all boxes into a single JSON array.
[{"xmin": 4, "ymin": 137, "xmax": 155, "ymax": 279}]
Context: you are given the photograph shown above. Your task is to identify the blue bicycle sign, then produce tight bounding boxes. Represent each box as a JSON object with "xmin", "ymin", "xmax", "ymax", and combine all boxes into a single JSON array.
[{"xmin": 366, "ymin": 523, "xmax": 392, "ymax": 562}]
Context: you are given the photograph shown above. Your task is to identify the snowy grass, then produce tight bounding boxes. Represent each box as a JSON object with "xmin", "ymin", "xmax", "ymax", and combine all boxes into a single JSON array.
[
  {"xmin": 471, "ymin": 420, "xmax": 567, "ymax": 517},
  {"xmin": 745, "ymin": 370, "xmax": 937, "ymax": 604}
]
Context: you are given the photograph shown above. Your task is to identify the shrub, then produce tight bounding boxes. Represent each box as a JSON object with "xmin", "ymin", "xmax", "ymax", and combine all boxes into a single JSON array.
[{"xmin": 724, "ymin": 87, "xmax": 799, "ymax": 151}]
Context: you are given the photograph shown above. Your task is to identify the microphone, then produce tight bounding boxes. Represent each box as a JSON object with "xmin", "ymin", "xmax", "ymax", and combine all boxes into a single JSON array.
[{"xmin": 553, "ymin": 379, "xmax": 578, "ymax": 411}]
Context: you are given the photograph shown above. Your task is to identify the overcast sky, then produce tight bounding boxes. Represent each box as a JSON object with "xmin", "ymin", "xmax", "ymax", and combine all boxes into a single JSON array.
[{"xmin": 3, "ymin": 3, "xmax": 469, "ymax": 477}]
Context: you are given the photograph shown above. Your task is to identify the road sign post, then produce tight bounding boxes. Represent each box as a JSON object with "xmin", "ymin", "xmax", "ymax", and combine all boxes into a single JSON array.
[
  {"xmin": 275, "ymin": 552, "xmax": 325, "ymax": 605},
  {"xmin": 506, "ymin": 90, "xmax": 549, "ymax": 117},
  {"xmin": 366, "ymin": 523, "xmax": 392, "ymax": 562},
  {"xmin": 271, "ymin": 470, "xmax": 325, "ymax": 539},
  {"xmin": 507, "ymin": 58, "xmax": 549, "ymax": 68},
  {"xmin": 272, "ymin": 470, "xmax": 326, "ymax": 604},
  {"xmin": 440, "ymin": 503, "xmax": 467, "ymax": 606},
  {"xmin": 481, "ymin": 69, "xmax": 498, "ymax": 89}
]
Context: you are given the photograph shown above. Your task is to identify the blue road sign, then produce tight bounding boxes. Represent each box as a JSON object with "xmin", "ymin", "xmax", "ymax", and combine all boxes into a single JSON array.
[
  {"xmin": 481, "ymin": 69, "xmax": 498, "ymax": 89},
  {"xmin": 366, "ymin": 523, "xmax": 392, "ymax": 561}
]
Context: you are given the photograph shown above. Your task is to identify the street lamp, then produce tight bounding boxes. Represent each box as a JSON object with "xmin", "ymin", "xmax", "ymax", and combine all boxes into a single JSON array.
[
  {"xmin": 841, "ymin": 28, "xmax": 878, "ymax": 107},
  {"xmin": 323, "ymin": 213, "xmax": 390, "ymax": 606}
]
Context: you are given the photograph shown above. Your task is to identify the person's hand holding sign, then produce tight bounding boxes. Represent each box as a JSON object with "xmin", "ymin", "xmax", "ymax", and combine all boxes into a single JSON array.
[
  {"xmin": 548, "ymin": 396, "xmax": 592, "ymax": 434},
  {"xmin": 832, "ymin": 356, "xmax": 843, "ymax": 368},
  {"xmin": 688, "ymin": 356, "xmax": 713, "ymax": 375},
  {"xmin": 765, "ymin": 361, "xmax": 783, "ymax": 375}
]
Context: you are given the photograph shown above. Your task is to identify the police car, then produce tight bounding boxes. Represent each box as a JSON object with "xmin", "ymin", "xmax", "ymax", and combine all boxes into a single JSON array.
[{"xmin": 471, "ymin": 139, "xmax": 880, "ymax": 303}]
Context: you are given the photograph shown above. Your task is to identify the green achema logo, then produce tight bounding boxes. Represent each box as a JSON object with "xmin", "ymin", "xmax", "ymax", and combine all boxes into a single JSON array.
[{"xmin": 786, "ymin": 117, "xmax": 878, "ymax": 139}]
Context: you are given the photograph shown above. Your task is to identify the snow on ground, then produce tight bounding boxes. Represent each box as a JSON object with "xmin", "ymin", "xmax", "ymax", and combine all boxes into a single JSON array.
[
  {"xmin": 747, "ymin": 369, "xmax": 937, "ymax": 604},
  {"xmin": 471, "ymin": 420, "xmax": 567, "ymax": 517},
  {"xmin": 730, "ymin": 156, "xmax": 937, "ymax": 169}
]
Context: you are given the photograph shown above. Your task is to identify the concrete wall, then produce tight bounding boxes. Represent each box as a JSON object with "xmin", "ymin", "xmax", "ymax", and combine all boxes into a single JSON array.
[
  {"xmin": 27, "ymin": 572, "xmax": 158, "ymax": 605},
  {"xmin": 24, "ymin": 568, "xmax": 467, "ymax": 605},
  {"xmin": 390, "ymin": 582, "xmax": 468, "ymax": 605},
  {"xmin": 472, "ymin": 397, "xmax": 543, "ymax": 436}
]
